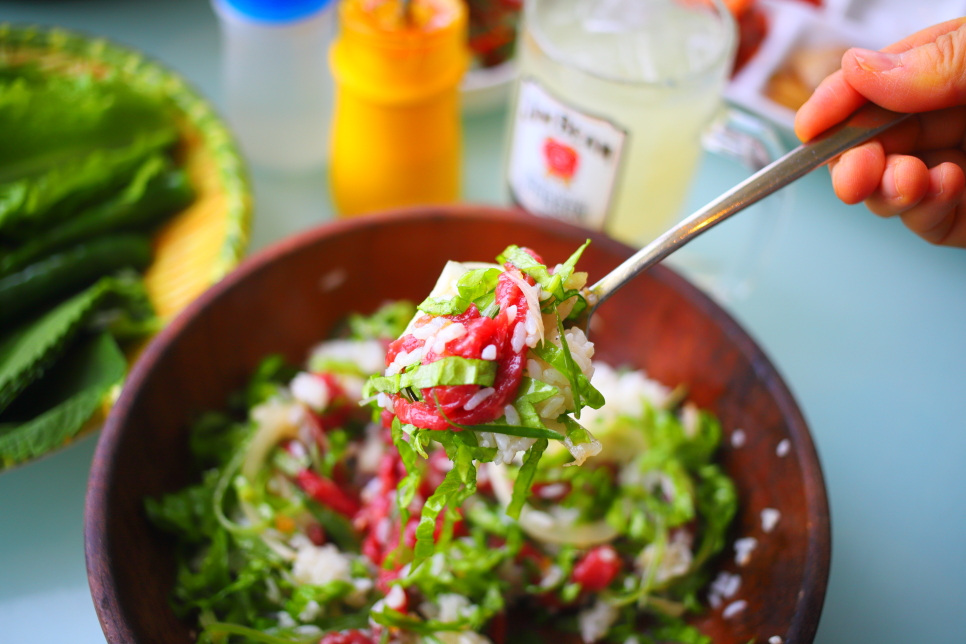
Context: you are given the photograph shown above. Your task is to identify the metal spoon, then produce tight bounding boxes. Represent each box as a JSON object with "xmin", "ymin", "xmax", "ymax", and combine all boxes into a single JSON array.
[{"xmin": 587, "ymin": 104, "xmax": 910, "ymax": 313}]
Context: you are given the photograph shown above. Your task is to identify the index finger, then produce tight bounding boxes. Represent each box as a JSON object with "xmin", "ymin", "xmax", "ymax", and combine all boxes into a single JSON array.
[
  {"xmin": 794, "ymin": 18, "xmax": 966, "ymax": 142},
  {"xmin": 880, "ymin": 18, "xmax": 966, "ymax": 54},
  {"xmin": 794, "ymin": 70, "xmax": 866, "ymax": 142}
]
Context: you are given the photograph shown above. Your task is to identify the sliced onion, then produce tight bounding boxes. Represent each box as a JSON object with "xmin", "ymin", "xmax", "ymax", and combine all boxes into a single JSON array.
[
  {"xmin": 243, "ymin": 398, "xmax": 303, "ymax": 480},
  {"xmin": 487, "ymin": 463, "xmax": 618, "ymax": 547}
]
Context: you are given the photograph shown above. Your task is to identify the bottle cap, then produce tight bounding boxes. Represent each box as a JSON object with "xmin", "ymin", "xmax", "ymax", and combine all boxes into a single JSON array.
[
  {"xmin": 331, "ymin": 0, "xmax": 468, "ymax": 105},
  {"xmin": 219, "ymin": 0, "xmax": 335, "ymax": 22}
]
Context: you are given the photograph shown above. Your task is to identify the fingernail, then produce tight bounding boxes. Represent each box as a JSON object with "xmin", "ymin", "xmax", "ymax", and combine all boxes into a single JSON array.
[
  {"xmin": 851, "ymin": 48, "xmax": 901, "ymax": 72},
  {"xmin": 882, "ymin": 163, "xmax": 900, "ymax": 200},
  {"xmin": 929, "ymin": 165, "xmax": 946, "ymax": 198}
]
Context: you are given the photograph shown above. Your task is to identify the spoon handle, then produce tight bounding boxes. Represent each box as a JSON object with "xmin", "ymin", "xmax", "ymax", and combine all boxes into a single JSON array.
[{"xmin": 589, "ymin": 104, "xmax": 911, "ymax": 308}]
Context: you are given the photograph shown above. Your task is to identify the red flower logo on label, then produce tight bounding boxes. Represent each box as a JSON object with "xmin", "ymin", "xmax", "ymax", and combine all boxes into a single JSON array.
[{"xmin": 543, "ymin": 137, "xmax": 579, "ymax": 183}]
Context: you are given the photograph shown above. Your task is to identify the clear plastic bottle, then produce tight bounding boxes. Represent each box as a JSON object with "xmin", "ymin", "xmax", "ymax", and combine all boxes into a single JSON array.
[{"xmin": 212, "ymin": 0, "xmax": 337, "ymax": 173}]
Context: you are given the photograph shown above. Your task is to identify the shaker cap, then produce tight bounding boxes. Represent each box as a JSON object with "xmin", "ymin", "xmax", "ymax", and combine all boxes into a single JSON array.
[{"xmin": 219, "ymin": 0, "xmax": 335, "ymax": 22}]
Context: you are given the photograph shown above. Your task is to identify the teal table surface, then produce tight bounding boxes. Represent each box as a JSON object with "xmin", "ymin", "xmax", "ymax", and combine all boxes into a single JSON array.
[{"xmin": 1, "ymin": 1, "xmax": 964, "ymax": 643}]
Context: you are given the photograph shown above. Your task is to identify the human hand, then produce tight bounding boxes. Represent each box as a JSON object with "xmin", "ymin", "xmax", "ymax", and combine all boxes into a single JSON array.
[{"xmin": 795, "ymin": 19, "xmax": 966, "ymax": 247}]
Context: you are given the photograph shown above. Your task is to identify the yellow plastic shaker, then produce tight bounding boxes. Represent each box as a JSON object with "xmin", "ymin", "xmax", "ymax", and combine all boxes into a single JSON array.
[{"xmin": 330, "ymin": 0, "xmax": 467, "ymax": 216}]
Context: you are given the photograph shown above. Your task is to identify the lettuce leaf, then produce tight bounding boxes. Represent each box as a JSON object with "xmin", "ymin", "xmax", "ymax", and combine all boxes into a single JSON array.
[
  {"xmin": 413, "ymin": 454, "xmax": 472, "ymax": 566},
  {"xmin": 392, "ymin": 417, "xmax": 421, "ymax": 526},
  {"xmin": 0, "ymin": 128, "xmax": 177, "ymax": 238},
  {"xmin": 692, "ymin": 464, "xmax": 738, "ymax": 568},
  {"xmin": 284, "ymin": 580, "xmax": 355, "ymax": 619},
  {"xmin": 236, "ymin": 354, "xmax": 298, "ymax": 411},
  {"xmin": 532, "ymin": 341, "xmax": 604, "ymax": 412},
  {"xmin": 514, "ymin": 376, "xmax": 559, "ymax": 405},
  {"xmin": 0, "ymin": 331, "xmax": 125, "ymax": 467},
  {"xmin": 555, "ymin": 311, "xmax": 584, "ymax": 416},
  {"xmin": 0, "ymin": 154, "xmax": 191, "ymax": 278},
  {"xmin": 349, "ymin": 300, "xmax": 416, "ymax": 341},
  {"xmin": 366, "ymin": 357, "xmax": 496, "ymax": 396},
  {"xmin": 468, "ymin": 424, "xmax": 563, "ymax": 441},
  {"xmin": 145, "ymin": 468, "xmax": 223, "ymax": 544},
  {"xmin": 560, "ymin": 416, "xmax": 596, "ymax": 448},
  {"xmin": 418, "ymin": 268, "xmax": 502, "ymax": 317},
  {"xmin": 199, "ymin": 622, "xmax": 325, "ymax": 644},
  {"xmin": 507, "ymin": 438, "xmax": 548, "ymax": 519},
  {"xmin": 497, "ymin": 240, "xmax": 590, "ymax": 303},
  {"xmin": 677, "ymin": 409, "xmax": 722, "ymax": 469},
  {"xmin": 0, "ymin": 274, "xmax": 152, "ymax": 415}
]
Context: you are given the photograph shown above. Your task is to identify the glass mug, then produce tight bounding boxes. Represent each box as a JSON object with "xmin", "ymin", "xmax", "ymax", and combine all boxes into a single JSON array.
[{"xmin": 507, "ymin": 0, "xmax": 769, "ymax": 247}]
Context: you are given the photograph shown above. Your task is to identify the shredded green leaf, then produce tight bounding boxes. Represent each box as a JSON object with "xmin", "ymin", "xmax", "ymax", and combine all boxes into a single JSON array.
[
  {"xmin": 507, "ymin": 438, "xmax": 548, "ymax": 519},
  {"xmin": 466, "ymin": 424, "xmax": 563, "ymax": 441},
  {"xmin": 497, "ymin": 240, "xmax": 590, "ymax": 303},
  {"xmin": 418, "ymin": 267, "xmax": 502, "ymax": 317},
  {"xmin": 365, "ymin": 357, "xmax": 496, "ymax": 396},
  {"xmin": 349, "ymin": 300, "xmax": 417, "ymax": 341},
  {"xmin": 532, "ymin": 341, "xmax": 604, "ymax": 412}
]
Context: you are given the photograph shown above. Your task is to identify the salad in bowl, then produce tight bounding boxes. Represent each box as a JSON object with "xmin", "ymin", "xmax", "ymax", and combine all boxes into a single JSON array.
[{"xmin": 145, "ymin": 244, "xmax": 738, "ymax": 644}]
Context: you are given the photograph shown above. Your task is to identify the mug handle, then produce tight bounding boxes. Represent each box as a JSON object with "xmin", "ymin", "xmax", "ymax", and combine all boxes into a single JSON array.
[{"xmin": 670, "ymin": 106, "xmax": 793, "ymax": 302}]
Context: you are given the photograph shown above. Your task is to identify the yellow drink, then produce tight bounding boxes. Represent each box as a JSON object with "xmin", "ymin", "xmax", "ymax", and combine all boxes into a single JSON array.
[
  {"xmin": 507, "ymin": 0, "xmax": 735, "ymax": 246},
  {"xmin": 330, "ymin": 0, "xmax": 467, "ymax": 216}
]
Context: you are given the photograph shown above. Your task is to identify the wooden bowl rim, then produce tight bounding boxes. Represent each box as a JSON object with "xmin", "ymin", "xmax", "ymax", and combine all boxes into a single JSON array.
[{"xmin": 85, "ymin": 205, "xmax": 830, "ymax": 644}]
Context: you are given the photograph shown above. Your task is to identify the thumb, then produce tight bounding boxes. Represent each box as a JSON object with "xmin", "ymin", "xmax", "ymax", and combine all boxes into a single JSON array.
[{"xmin": 842, "ymin": 23, "xmax": 966, "ymax": 113}]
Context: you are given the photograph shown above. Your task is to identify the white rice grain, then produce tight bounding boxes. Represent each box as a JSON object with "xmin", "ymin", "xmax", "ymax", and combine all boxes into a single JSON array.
[
  {"xmin": 464, "ymin": 387, "xmax": 495, "ymax": 411},
  {"xmin": 564, "ymin": 329, "xmax": 595, "ymax": 377},
  {"xmin": 776, "ymin": 439, "xmax": 791, "ymax": 457},
  {"xmin": 637, "ymin": 531, "xmax": 692, "ymax": 583},
  {"xmin": 505, "ymin": 305, "xmax": 517, "ymax": 322},
  {"xmin": 475, "ymin": 431, "xmax": 535, "ymax": 464},
  {"xmin": 539, "ymin": 564, "xmax": 564, "ymax": 589},
  {"xmin": 578, "ymin": 599, "xmax": 618, "ymax": 643},
  {"xmin": 290, "ymin": 372, "xmax": 329, "ymax": 411},
  {"xmin": 722, "ymin": 600, "xmax": 747, "ymax": 619},
  {"xmin": 298, "ymin": 599, "xmax": 322, "ymax": 622},
  {"xmin": 769, "ymin": 637, "xmax": 784, "ymax": 644},
  {"xmin": 709, "ymin": 571, "xmax": 742, "ymax": 600},
  {"xmin": 526, "ymin": 358, "xmax": 543, "ymax": 381},
  {"xmin": 481, "ymin": 344, "xmax": 497, "ymax": 360},
  {"xmin": 432, "ymin": 322, "xmax": 467, "ymax": 355},
  {"xmin": 411, "ymin": 316, "xmax": 445, "ymax": 340},
  {"xmin": 386, "ymin": 349, "xmax": 420, "ymax": 376},
  {"xmin": 761, "ymin": 508, "xmax": 781, "ymax": 533},
  {"xmin": 385, "ymin": 585, "xmax": 407, "ymax": 611},
  {"xmin": 681, "ymin": 402, "xmax": 700, "ymax": 439},
  {"xmin": 734, "ymin": 537, "xmax": 758, "ymax": 567},
  {"xmin": 504, "ymin": 404, "xmax": 521, "ymax": 426},
  {"xmin": 309, "ymin": 338, "xmax": 387, "ymax": 375},
  {"xmin": 578, "ymin": 363, "xmax": 673, "ymax": 433},
  {"xmin": 731, "ymin": 429, "xmax": 746, "ymax": 448},
  {"xmin": 290, "ymin": 538, "xmax": 353, "ymax": 587},
  {"xmin": 503, "ymin": 271, "xmax": 544, "ymax": 345},
  {"xmin": 511, "ymin": 322, "xmax": 526, "ymax": 353},
  {"xmin": 537, "ymin": 483, "xmax": 568, "ymax": 499},
  {"xmin": 376, "ymin": 393, "xmax": 395, "ymax": 414}
]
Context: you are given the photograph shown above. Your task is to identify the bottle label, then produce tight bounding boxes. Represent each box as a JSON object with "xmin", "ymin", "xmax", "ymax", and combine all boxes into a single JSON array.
[{"xmin": 507, "ymin": 78, "xmax": 628, "ymax": 230}]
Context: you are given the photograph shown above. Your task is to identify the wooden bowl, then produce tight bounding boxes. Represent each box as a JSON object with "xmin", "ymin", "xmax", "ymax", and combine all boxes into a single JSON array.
[
  {"xmin": 85, "ymin": 207, "xmax": 830, "ymax": 644},
  {"xmin": 0, "ymin": 25, "xmax": 251, "ymax": 471}
]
